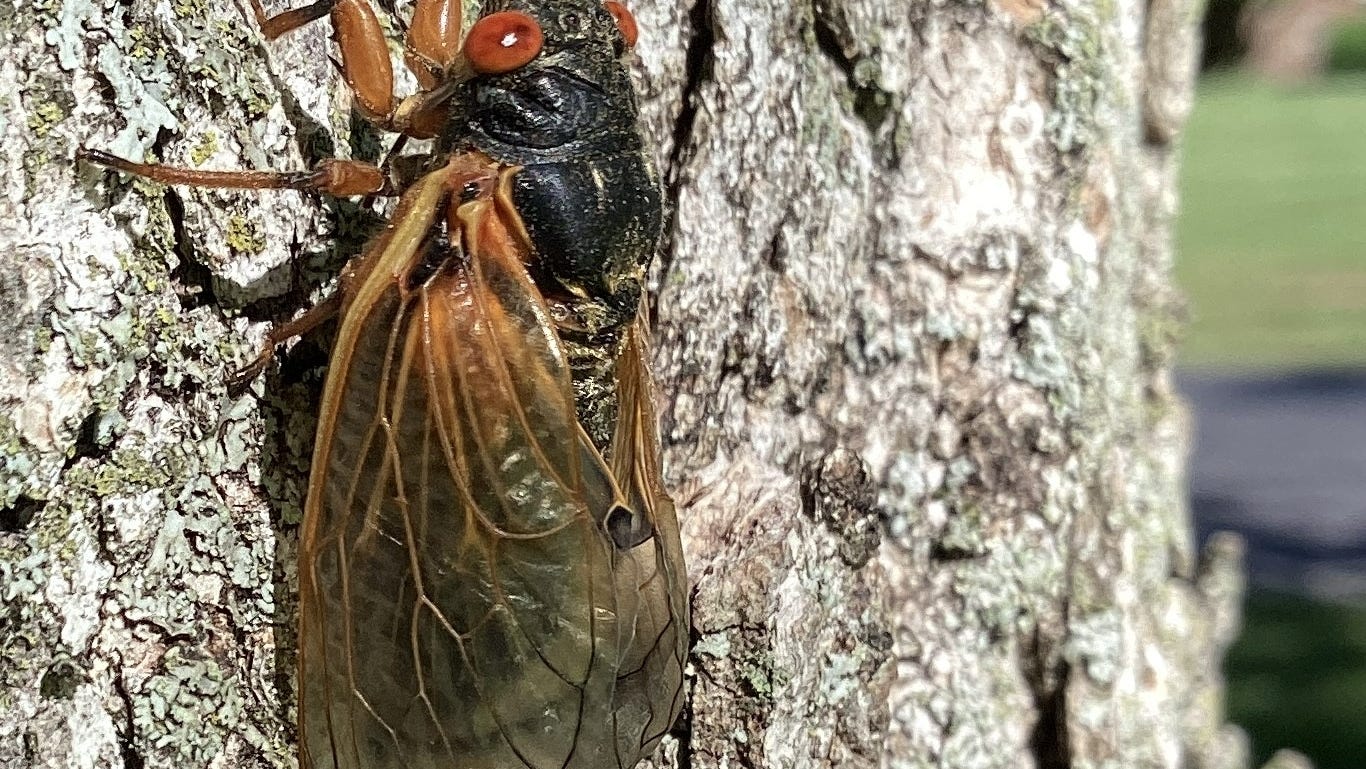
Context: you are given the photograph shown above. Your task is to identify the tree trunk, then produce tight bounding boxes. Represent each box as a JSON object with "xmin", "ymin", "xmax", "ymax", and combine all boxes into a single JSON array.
[{"xmin": 0, "ymin": 0, "xmax": 1255, "ymax": 768}]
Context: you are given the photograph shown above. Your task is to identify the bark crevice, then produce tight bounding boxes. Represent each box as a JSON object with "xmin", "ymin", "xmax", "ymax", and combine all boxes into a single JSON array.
[
  {"xmin": 163, "ymin": 188, "xmax": 218, "ymax": 311},
  {"xmin": 657, "ymin": 0, "xmax": 715, "ymax": 294},
  {"xmin": 112, "ymin": 661, "xmax": 146, "ymax": 769},
  {"xmin": 0, "ymin": 496, "xmax": 43, "ymax": 533},
  {"xmin": 1027, "ymin": 659, "xmax": 1074, "ymax": 769},
  {"xmin": 809, "ymin": 1, "xmax": 895, "ymax": 135}
]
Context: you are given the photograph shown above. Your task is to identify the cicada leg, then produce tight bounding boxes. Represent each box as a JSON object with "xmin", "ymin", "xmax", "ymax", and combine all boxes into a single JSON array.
[
  {"xmin": 228, "ymin": 292, "xmax": 344, "ymax": 393},
  {"xmin": 225, "ymin": 152, "xmax": 503, "ymax": 391},
  {"xmin": 249, "ymin": 0, "xmax": 466, "ymax": 139},
  {"xmin": 76, "ymin": 149, "xmax": 390, "ymax": 195},
  {"xmin": 403, "ymin": 0, "xmax": 464, "ymax": 90},
  {"xmin": 77, "ymin": 146, "xmax": 391, "ymax": 389}
]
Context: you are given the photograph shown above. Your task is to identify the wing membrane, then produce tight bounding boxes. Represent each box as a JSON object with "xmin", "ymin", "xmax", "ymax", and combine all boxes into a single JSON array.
[
  {"xmin": 604, "ymin": 321, "xmax": 690, "ymax": 757},
  {"xmin": 298, "ymin": 165, "xmax": 683, "ymax": 769}
]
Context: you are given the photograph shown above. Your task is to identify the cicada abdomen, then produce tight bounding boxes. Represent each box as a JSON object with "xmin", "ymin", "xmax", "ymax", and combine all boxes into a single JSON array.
[{"xmin": 79, "ymin": 0, "xmax": 685, "ymax": 766}]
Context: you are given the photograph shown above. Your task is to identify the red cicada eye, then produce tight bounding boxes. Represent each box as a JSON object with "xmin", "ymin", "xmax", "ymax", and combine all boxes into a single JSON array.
[
  {"xmin": 603, "ymin": 1, "xmax": 638, "ymax": 48},
  {"xmin": 465, "ymin": 10, "xmax": 544, "ymax": 74}
]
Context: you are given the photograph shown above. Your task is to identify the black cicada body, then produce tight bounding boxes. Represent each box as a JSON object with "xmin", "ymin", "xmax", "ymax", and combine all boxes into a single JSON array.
[{"xmin": 446, "ymin": 0, "xmax": 665, "ymax": 449}]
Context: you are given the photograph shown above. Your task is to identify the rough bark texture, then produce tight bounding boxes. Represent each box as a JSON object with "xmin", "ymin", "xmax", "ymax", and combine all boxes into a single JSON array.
[{"xmin": 0, "ymin": 0, "xmax": 1255, "ymax": 768}]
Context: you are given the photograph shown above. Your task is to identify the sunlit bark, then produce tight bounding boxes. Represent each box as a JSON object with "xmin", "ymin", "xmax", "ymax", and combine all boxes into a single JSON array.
[{"xmin": 0, "ymin": 0, "xmax": 1255, "ymax": 767}]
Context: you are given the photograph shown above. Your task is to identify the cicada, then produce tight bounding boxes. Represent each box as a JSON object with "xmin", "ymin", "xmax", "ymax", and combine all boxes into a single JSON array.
[{"xmin": 79, "ymin": 0, "xmax": 688, "ymax": 767}]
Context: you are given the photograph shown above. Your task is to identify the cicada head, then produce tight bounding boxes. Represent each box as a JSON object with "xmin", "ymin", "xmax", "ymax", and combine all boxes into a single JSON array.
[
  {"xmin": 453, "ymin": 0, "xmax": 662, "ymax": 327},
  {"xmin": 459, "ymin": 0, "xmax": 644, "ymax": 154}
]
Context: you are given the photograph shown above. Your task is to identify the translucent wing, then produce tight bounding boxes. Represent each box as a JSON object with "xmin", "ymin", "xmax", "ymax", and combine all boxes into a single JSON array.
[
  {"xmin": 298, "ymin": 164, "xmax": 682, "ymax": 769},
  {"xmin": 603, "ymin": 319, "xmax": 690, "ymax": 761}
]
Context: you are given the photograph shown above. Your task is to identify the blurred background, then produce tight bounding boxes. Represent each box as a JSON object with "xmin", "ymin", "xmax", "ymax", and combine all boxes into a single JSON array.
[{"xmin": 1181, "ymin": 2, "xmax": 1366, "ymax": 767}]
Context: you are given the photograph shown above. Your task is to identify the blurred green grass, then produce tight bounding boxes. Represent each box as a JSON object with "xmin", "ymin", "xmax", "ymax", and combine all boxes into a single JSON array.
[
  {"xmin": 1176, "ymin": 73, "xmax": 1366, "ymax": 369},
  {"xmin": 1227, "ymin": 592, "xmax": 1366, "ymax": 769}
]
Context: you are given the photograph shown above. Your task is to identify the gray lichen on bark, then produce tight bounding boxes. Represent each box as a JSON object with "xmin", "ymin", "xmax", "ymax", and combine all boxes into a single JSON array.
[
  {"xmin": 0, "ymin": 0, "xmax": 1258, "ymax": 768},
  {"xmin": 1, "ymin": 0, "xmax": 351, "ymax": 765}
]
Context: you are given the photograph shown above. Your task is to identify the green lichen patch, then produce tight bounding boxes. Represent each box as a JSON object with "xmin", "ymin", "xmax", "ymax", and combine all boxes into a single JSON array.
[
  {"xmin": 189, "ymin": 131, "xmax": 219, "ymax": 166},
  {"xmin": 170, "ymin": 0, "xmax": 208, "ymax": 21},
  {"xmin": 66, "ymin": 447, "xmax": 167, "ymax": 499},
  {"xmin": 226, "ymin": 214, "xmax": 267, "ymax": 255},
  {"xmin": 693, "ymin": 632, "xmax": 734, "ymax": 660},
  {"xmin": 25, "ymin": 100, "xmax": 67, "ymax": 139},
  {"xmin": 126, "ymin": 26, "xmax": 157, "ymax": 60},
  {"xmin": 739, "ymin": 647, "xmax": 791, "ymax": 702},
  {"xmin": 131, "ymin": 647, "xmax": 245, "ymax": 766},
  {"xmin": 0, "ymin": 544, "xmax": 61, "ymax": 697},
  {"xmin": 1027, "ymin": 6, "xmax": 1109, "ymax": 157}
]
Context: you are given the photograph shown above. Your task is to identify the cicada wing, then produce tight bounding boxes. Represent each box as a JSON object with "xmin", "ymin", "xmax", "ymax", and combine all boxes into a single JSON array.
[
  {"xmin": 605, "ymin": 319, "xmax": 690, "ymax": 759},
  {"xmin": 297, "ymin": 167, "xmax": 452, "ymax": 769},
  {"xmin": 298, "ymin": 173, "xmax": 635, "ymax": 769}
]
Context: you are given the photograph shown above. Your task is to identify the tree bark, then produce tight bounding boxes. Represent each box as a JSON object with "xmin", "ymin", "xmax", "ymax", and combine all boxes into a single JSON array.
[{"xmin": 0, "ymin": 0, "xmax": 1255, "ymax": 768}]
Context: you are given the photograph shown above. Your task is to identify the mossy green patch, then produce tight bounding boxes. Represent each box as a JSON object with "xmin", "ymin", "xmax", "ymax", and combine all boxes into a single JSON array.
[
  {"xmin": 226, "ymin": 214, "xmax": 267, "ymax": 255},
  {"xmin": 190, "ymin": 132, "xmax": 219, "ymax": 166},
  {"xmin": 1176, "ymin": 73, "xmax": 1366, "ymax": 369}
]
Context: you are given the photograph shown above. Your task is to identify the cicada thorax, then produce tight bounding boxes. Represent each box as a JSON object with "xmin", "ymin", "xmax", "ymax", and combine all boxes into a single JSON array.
[{"xmin": 443, "ymin": 0, "xmax": 664, "ymax": 451}]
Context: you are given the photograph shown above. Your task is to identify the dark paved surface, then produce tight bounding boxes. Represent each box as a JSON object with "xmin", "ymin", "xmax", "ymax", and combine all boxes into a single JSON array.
[{"xmin": 1180, "ymin": 370, "xmax": 1366, "ymax": 602}]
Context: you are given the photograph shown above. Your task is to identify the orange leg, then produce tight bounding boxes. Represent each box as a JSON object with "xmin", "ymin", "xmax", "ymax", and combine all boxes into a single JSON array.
[
  {"xmin": 83, "ymin": 133, "xmax": 503, "ymax": 392},
  {"xmin": 249, "ymin": 0, "xmax": 334, "ymax": 38},
  {"xmin": 394, "ymin": 0, "xmax": 471, "ymax": 137},
  {"xmin": 77, "ymin": 148, "xmax": 390, "ymax": 196},
  {"xmin": 405, "ymin": 0, "xmax": 464, "ymax": 89},
  {"xmin": 78, "ymin": 145, "xmax": 391, "ymax": 389},
  {"xmin": 228, "ymin": 291, "xmax": 344, "ymax": 392},
  {"xmin": 250, "ymin": 0, "xmax": 465, "ymax": 139}
]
